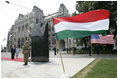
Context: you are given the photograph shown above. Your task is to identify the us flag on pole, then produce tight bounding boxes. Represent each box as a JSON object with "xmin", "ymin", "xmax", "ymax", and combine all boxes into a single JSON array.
[{"xmin": 91, "ymin": 34, "xmax": 114, "ymax": 44}]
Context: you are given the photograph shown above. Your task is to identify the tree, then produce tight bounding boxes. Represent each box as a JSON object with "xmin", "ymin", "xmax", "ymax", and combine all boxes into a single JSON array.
[
  {"xmin": 74, "ymin": 1, "xmax": 117, "ymax": 53},
  {"xmin": 76, "ymin": 1, "xmax": 117, "ymax": 34}
]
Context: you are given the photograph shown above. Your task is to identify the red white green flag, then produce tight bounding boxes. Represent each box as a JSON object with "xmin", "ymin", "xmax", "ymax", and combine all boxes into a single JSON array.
[{"xmin": 53, "ymin": 9, "xmax": 109, "ymax": 40}]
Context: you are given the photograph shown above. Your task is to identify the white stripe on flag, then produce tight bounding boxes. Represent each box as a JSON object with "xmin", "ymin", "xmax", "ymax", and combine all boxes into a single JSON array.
[{"xmin": 54, "ymin": 19, "xmax": 109, "ymax": 33}]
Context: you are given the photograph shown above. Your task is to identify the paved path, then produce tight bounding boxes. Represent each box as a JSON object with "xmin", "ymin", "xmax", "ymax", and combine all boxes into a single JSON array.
[{"xmin": 1, "ymin": 52, "xmax": 117, "ymax": 78}]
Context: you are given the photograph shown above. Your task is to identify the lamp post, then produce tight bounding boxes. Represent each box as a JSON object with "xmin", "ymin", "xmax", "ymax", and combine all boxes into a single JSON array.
[
  {"xmin": 5, "ymin": 1, "xmax": 10, "ymax": 4},
  {"xmin": 5, "ymin": 1, "xmax": 32, "ymax": 10}
]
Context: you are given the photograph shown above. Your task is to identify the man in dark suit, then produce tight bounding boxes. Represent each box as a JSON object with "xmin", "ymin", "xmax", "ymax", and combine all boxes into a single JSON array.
[
  {"xmin": 54, "ymin": 47, "xmax": 56, "ymax": 55},
  {"xmin": 11, "ymin": 46, "xmax": 16, "ymax": 59}
]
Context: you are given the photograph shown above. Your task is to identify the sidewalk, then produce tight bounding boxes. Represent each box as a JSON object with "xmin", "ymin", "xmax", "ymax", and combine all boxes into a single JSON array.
[{"xmin": 1, "ymin": 52, "xmax": 117, "ymax": 78}]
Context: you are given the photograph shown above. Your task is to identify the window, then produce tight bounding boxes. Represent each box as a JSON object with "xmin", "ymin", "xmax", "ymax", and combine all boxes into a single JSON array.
[
  {"xmin": 36, "ymin": 19, "xmax": 39, "ymax": 24},
  {"xmin": 22, "ymin": 25, "xmax": 24, "ymax": 31},
  {"xmin": 26, "ymin": 24, "xmax": 28, "ymax": 30},
  {"xmin": 18, "ymin": 27, "xmax": 21, "ymax": 32},
  {"xmin": 40, "ymin": 23, "xmax": 43, "ymax": 27},
  {"xmin": 18, "ymin": 39, "xmax": 20, "ymax": 48},
  {"xmin": 26, "ymin": 37, "xmax": 28, "ymax": 40},
  {"xmin": 29, "ymin": 27, "xmax": 31, "ymax": 31},
  {"xmin": 21, "ymin": 38, "xmax": 24, "ymax": 47},
  {"xmin": 52, "ymin": 27, "xmax": 54, "ymax": 31}
]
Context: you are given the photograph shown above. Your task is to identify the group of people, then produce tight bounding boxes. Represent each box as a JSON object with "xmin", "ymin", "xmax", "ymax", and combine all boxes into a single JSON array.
[
  {"xmin": 11, "ymin": 40, "xmax": 30, "ymax": 66},
  {"xmin": 11, "ymin": 46, "xmax": 20, "ymax": 59}
]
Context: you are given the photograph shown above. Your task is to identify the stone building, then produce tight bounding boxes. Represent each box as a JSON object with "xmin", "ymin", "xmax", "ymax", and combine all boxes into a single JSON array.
[
  {"xmin": 7, "ymin": 4, "xmax": 76, "ymax": 51},
  {"xmin": 7, "ymin": 6, "xmax": 44, "ymax": 51}
]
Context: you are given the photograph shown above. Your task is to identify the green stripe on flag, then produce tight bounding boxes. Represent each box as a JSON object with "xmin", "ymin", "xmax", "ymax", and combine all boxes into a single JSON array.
[{"xmin": 56, "ymin": 30, "xmax": 107, "ymax": 40}]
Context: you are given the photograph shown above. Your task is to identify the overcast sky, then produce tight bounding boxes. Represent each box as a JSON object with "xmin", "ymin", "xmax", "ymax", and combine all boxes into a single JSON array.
[{"xmin": 0, "ymin": 0, "xmax": 77, "ymax": 47}]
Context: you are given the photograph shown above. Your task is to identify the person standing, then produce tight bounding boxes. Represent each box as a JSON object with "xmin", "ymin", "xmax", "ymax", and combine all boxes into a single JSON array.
[
  {"xmin": 22, "ymin": 40, "xmax": 30, "ymax": 65},
  {"xmin": 88, "ymin": 45, "xmax": 92, "ymax": 56},
  {"xmin": 54, "ymin": 47, "xmax": 56, "ymax": 55},
  {"xmin": 16, "ymin": 47, "xmax": 20, "ymax": 59},
  {"xmin": 11, "ymin": 46, "xmax": 16, "ymax": 59},
  {"xmin": 94, "ymin": 44, "xmax": 100, "ymax": 55}
]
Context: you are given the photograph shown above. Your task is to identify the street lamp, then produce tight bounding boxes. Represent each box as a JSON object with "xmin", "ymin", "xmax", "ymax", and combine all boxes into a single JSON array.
[
  {"xmin": 5, "ymin": 1, "xmax": 10, "ymax": 4},
  {"xmin": 5, "ymin": 1, "xmax": 32, "ymax": 10}
]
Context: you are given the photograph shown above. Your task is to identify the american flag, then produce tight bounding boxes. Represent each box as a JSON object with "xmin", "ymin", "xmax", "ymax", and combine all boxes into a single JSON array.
[{"xmin": 91, "ymin": 34, "xmax": 114, "ymax": 44}]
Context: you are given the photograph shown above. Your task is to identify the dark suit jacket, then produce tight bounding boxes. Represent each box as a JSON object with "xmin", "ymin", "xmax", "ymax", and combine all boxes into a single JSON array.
[{"xmin": 11, "ymin": 48, "xmax": 16, "ymax": 53}]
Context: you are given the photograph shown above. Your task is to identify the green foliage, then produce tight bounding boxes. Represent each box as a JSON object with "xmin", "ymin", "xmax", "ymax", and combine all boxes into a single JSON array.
[
  {"xmin": 74, "ymin": 1, "xmax": 117, "ymax": 51},
  {"xmin": 72, "ymin": 11, "xmax": 77, "ymax": 16},
  {"xmin": 76, "ymin": 1, "xmax": 117, "ymax": 31},
  {"xmin": 92, "ymin": 44, "xmax": 116, "ymax": 54}
]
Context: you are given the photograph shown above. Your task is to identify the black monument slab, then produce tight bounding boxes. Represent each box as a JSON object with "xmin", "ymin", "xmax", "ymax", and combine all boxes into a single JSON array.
[{"xmin": 31, "ymin": 23, "xmax": 49, "ymax": 62}]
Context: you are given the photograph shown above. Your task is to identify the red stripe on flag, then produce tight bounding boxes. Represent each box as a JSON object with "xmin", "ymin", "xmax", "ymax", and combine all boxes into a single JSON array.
[{"xmin": 53, "ymin": 9, "xmax": 109, "ymax": 25}]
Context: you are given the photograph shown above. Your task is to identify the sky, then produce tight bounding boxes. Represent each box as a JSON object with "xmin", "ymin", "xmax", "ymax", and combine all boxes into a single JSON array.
[{"xmin": 0, "ymin": 0, "xmax": 77, "ymax": 47}]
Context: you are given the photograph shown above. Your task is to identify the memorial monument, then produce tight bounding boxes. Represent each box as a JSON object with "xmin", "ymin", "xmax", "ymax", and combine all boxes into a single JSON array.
[{"xmin": 31, "ymin": 23, "xmax": 49, "ymax": 62}]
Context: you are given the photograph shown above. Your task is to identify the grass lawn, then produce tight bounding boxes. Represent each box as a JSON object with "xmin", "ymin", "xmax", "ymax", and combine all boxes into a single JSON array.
[{"xmin": 72, "ymin": 58, "xmax": 117, "ymax": 78}]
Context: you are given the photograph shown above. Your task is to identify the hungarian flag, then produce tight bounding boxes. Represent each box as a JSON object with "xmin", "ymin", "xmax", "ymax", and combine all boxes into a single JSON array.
[
  {"xmin": 53, "ymin": 9, "xmax": 109, "ymax": 40},
  {"xmin": 91, "ymin": 34, "xmax": 114, "ymax": 44}
]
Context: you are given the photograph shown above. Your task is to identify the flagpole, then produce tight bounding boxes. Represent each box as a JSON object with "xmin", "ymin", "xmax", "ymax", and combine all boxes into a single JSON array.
[
  {"xmin": 57, "ymin": 40, "xmax": 65, "ymax": 73},
  {"xmin": 90, "ymin": 37, "xmax": 92, "ymax": 57},
  {"xmin": 91, "ymin": 43, "xmax": 92, "ymax": 56}
]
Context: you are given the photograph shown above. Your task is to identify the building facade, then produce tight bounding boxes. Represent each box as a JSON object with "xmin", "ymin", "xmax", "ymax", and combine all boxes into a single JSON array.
[{"xmin": 7, "ymin": 4, "xmax": 76, "ymax": 51}]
